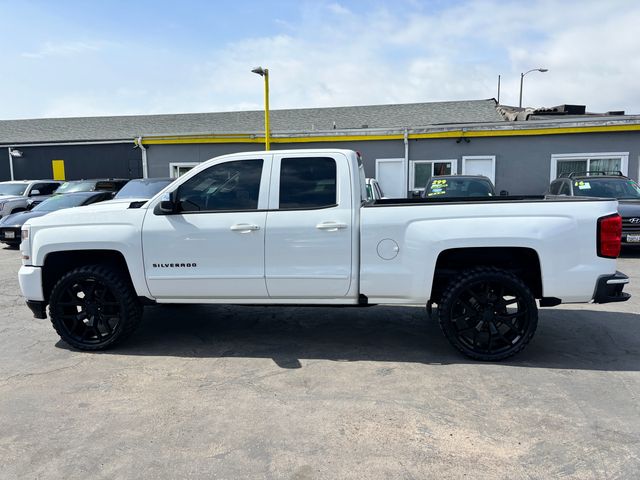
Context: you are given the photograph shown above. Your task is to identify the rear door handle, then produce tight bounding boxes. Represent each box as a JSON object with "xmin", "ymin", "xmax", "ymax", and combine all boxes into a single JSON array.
[
  {"xmin": 316, "ymin": 221, "xmax": 348, "ymax": 231},
  {"xmin": 230, "ymin": 223, "xmax": 261, "ymax": 233}
]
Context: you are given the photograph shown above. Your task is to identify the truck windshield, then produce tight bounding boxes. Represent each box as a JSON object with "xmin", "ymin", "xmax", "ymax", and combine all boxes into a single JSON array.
[
  {"xmin": 572, "ymin": 178, "xmax": 640, "ymax": 199},
  {"xmin": 0, "ymin": 183, "xmax": 27, "ymax": 196}
]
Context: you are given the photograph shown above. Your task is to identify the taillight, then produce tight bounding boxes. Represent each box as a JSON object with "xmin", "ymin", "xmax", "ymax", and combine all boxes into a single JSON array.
[{"xmin": 597, "ymin": 213, "xmax": 622, "ymax": 258}]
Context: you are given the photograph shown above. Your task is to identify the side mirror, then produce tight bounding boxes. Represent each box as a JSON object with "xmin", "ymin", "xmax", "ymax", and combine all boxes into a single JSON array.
[
  {"xmin": 157, "ymin": 191, "xmax": 177, "ymax": 214},
  {"xmin": 499, "ymin": 190, "xmax": 509, "ymax": 196},
  {"xmin": 26, "ymin": 201, "xmax": 35, "ymax": 211},
  {"xmin": 29, "ymin": 189, "xmax": 41, "ymax": 196}
]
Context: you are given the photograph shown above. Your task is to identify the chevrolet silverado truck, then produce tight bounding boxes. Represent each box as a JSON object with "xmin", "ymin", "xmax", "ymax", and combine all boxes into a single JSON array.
[
  {"xmin": 18, "ymin": 149, "xmax": 630, "ymax": 361},
  {"xmin": 0, "ymin": 180, "xmax": 61, "ymax": 218}
]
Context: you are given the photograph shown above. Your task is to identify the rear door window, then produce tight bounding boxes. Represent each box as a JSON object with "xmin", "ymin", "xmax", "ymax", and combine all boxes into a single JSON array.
[{"xmin": 279, "ymin": 157, "xmax": 337, "ymax": 209}]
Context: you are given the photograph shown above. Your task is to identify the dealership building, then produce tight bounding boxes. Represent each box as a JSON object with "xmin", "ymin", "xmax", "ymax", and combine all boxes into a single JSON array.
[{"xmin": 1, "ymin": 99, "xmax": 639, "ymax": 196}]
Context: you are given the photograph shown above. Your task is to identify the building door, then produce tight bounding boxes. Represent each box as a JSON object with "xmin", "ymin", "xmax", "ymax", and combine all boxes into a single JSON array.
[
  {"xmin": 462, "ymin": 156, "xmax": 496, "ymax": 183},
  {"xmin": 375, "ymin": 158, "xmax": 406, "ymax": 198}
]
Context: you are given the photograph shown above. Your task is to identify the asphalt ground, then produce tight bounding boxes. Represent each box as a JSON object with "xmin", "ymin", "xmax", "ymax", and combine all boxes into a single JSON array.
[{"xmin": 1, "ymin": 246, "xmax": 639, "ymax": 479}]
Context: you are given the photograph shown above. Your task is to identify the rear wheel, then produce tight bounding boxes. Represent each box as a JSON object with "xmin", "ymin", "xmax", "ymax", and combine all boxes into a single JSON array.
[
  {"xmin": 49, "ymin": 265, "xmax": 142, "ymax": 350},
  {"xmin": 437, "ymin": 267, "xmax": 538, "ymax": 361}
]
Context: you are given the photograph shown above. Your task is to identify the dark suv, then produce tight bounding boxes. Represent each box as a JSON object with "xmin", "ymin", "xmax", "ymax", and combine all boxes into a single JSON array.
[{"xmin": 547, "ymin": 171, "xmax": 640, "ymax": 245}]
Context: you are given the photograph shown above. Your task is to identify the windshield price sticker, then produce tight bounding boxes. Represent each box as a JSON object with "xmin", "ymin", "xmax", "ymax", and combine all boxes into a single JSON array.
[
  {"xmin": 575, "ymin": 181, "xmax": 591, "ymax": 190},
  {"xmin": 428, "ymin": 179, "xmax": 448, "ymax": 196}
]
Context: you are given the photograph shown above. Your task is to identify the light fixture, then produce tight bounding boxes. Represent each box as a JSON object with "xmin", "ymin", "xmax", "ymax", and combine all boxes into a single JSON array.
[{"xmin": 519, "ymin": 68, "xmax": 549, "ymax": 108}]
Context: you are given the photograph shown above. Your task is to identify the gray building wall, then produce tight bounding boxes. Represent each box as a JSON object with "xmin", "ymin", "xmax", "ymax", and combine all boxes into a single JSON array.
[
  {"xmin": 4, "ymin": 143, "xmax": 142, "ymax": 181},
  {"xmin": 145, "ymin": 130, "xmax": 640, "ymax": 196}
]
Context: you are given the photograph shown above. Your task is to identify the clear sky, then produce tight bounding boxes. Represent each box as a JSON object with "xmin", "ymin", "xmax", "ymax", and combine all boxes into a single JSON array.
[{"xmin": 1, "ymin": 0, "xmax": 639, "ymax": 119}]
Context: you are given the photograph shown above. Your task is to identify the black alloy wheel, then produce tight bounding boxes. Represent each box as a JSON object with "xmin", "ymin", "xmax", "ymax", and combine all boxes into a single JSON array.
[
  {"xmin": 437, "ymin": 267, "xmax": 538, "ymax": 361},
  {"xmin": 49, "ymin": 265, "xmax": 142, "ymax": 350}
]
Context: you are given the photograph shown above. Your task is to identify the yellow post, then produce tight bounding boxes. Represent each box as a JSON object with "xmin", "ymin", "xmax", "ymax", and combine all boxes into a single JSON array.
[{"xmin": 263, "ymin": 68, "xmax": 270, "ymax": 151}]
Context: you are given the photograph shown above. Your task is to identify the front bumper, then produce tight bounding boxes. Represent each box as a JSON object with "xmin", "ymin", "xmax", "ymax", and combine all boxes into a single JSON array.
[
  {"xmin": 19, "ymin": 265, "xmax": 44, "ymax": 302},
  {"xmin": 26, "ymin": 300, "xmax": 47, "ymax": 319},
  {"xmin": 593, "ymin": 271, "xmax": 631, "ymax": 303}
]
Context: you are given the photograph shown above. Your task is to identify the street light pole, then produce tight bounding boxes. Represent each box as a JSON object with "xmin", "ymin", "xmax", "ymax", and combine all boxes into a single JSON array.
[
  {"xmin": 519, "ymin": 68, "xmax": 548, "ymax": 108},
  {"xmin": 251, "ymin": 66, "xmax": 270, "ymax": 150}
]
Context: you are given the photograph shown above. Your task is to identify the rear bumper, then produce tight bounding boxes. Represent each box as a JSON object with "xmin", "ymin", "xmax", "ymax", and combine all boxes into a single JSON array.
[
  {"xmin": 593, "ymin": 271, "xmax": 631, "ymax": 303},
  {"xmin": 0, "ymin": 226, "xmax": 20, "ymax": 244}
]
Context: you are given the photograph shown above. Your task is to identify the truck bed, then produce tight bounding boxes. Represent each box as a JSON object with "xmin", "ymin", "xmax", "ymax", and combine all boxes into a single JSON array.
[{"xmin": 369, "ymin": 195, "xmax": 611, "ymax": 206}]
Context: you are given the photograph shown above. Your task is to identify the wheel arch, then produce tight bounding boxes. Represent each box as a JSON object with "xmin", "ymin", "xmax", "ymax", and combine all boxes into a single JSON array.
[
  {"xmin": 42, "ymin": 250, "xmax": 135, "ymax": 301},
  {"xmin": 430, "ymin": 247, "xmax": 543, "ymax": 303}
]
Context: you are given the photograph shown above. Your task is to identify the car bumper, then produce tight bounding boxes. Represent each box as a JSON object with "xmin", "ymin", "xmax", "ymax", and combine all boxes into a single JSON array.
[
  {"xmin": 622, "ymin": 233, "xmax": 640, "ymax": 244},
  {"xmin": 26, "ymin": 300, "xmax": 47, "ymax": 319},
  {"xmin": 592, "ymin": 271, "xmax": 631, "ymax": 303},
  {"xmin": 0, "ymin": 226, "xmax": 21, "ymax": 244},
  {"xmin": 19, "ymin": 265, "xmax": 44, "ymax": 302}
]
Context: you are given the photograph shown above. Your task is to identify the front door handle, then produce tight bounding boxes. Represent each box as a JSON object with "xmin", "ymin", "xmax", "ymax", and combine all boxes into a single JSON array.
[
  {"xmin": 230, "ymin": 223, "xmax": 261, "ymax": 233},
  {"xmin": 316, "ymin": 221, "xmax": 348, "ymax": 232}
]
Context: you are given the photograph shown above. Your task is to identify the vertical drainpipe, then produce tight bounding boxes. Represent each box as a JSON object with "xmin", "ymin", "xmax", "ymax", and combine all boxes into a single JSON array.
[
  {"xmin": 137, "ymin": 137, "xmax": 148, "ymax": 179},
  {"xmin": 404, "ymin": 128, "xmax": 409, "ymax": 198},
  {"xmin": 7, "ymin": 147, "xmax": 15, "ymax": 180}
]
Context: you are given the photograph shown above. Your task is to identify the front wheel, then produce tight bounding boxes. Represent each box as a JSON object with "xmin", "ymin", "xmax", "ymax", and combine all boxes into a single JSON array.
[
  {"xmin": 437, "ymin": 267, "xmax": 538, "ymax": 361},
  {"xmin": 49, "ymin": 265, "xmax": 142, "ymax": 350}
]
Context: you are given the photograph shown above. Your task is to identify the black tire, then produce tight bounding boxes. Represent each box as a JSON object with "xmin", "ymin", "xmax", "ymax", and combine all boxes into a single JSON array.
[
  {"xmin": 49, "ymin": 265, "xmax": 142, "ymax": 350},
  {"xmin": 437, "ymin": 267, "xmax": 538, "ymax": 361}
]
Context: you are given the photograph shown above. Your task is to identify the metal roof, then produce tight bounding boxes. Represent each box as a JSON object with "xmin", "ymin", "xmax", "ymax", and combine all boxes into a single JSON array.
[{"xmin": 0, "ymin": 99, "xmax": 502, "ymax": 145}]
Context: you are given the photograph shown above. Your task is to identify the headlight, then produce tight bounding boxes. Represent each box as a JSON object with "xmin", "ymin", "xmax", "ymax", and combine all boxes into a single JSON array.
[{"xmin": 20, "ymin": 225, "xmax": 31, "ymax": 264}]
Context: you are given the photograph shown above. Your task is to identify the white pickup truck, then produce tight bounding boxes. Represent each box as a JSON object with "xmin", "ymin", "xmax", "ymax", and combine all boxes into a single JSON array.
[{"xmin": 18, "ymin": 149, "xmax": 630, "ymax": 360}]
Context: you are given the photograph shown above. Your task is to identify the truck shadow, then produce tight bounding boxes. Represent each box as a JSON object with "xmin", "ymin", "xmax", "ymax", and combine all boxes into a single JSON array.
[{"xmin": 57, "ymin": 304, "xmax": 640, "ymax": 372}]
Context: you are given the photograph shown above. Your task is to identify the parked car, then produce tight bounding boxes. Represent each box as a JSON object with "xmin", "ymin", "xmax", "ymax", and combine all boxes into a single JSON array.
[
  {"xmin": 0, "ymin": 180, "xmax": 61, "ymax": 218},
  {"xmin": 0, "ymin": 191, "xmax": 113, "ymax": 247},
  {"xmin": 19, "ymin": 149, "xmax": 629, "ymax": 361},
  {"xmin": 422, "ymin": 175, "xmax": 496, "ymax": 198},
  {"xmin": 27, "ymin": 178, "xmax": 130, "ymax": 209},
  {"xmin": 547, "ymin": 171, "xmax": 640, "ymax": 245},
  {"xmin": 110, "ymin": 178, "xmax": 173, "ymax": 202},
  {"xmin": 365, "ymin": 178, "xmax": 386, "ymax": 201}
]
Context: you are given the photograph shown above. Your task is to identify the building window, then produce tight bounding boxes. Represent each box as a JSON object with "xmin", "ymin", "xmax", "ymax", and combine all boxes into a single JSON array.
[
  {"xmin": 169, "ymin": 162, "xmax": 200, "ymax": 178},
  {"xmin": 409, "ymin": 160, "xmax": 457, "ymax": 192},
  {"xmin": 550, "ymin": 153, "xmax": 629, "ymax": 180},
  {"xmin": 462, "ymin": 155, "xmax": 496, "ymax": 184}
]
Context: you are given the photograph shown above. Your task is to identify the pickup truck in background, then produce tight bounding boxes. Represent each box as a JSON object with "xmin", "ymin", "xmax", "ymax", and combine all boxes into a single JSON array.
[
  {"xmin": 18, "ymin": 149, "xmax": 630, "ymax": 361},
  {"xmin": 0, "ymin": 180, "xmax": 61, "ymax": 218}
]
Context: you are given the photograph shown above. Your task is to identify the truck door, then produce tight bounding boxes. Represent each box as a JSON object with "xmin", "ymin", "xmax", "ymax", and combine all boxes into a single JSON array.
[
  {"xmin": 265, "ymin": 153, "xmax": 353, "ymax": 298},
  {"xmin": 141, "ymin": 156, "xmax": 271, "ymax": 300}
]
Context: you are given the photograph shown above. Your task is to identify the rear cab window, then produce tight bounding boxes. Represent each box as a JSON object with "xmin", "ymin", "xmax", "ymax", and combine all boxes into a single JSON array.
[{"xmin": 278, "ymin": 157, "xmax": 337, "ymax": 209}]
